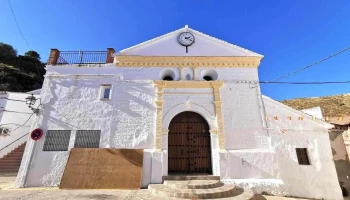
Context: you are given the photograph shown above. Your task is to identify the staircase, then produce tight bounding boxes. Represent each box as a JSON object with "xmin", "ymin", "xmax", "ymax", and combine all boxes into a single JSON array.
[
  {"xmin": 148, "ymin": 175, "xmax": 256, "ymax": 199},
  {"xmin": 0, "ymin": 142, "xmax": 26, "ymax": 174}
]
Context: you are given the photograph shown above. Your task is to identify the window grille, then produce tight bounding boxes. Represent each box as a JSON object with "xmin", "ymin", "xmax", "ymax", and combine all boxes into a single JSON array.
[
  {"xmin": 43, "ymin": 130, "xmax": 71, "ymax": 151},
  {"xmin": 296, "ymin": 148, "xmax": 310, "ymax": 165},
  {"xmin": 74, "ymin": 130, "xmax": 101, "ymax": 148}
]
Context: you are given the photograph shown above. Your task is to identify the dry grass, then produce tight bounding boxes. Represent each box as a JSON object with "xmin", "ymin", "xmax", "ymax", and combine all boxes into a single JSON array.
[{"xmin": 281, "ymin": 93, "xmax": 350, "ymax": 117}]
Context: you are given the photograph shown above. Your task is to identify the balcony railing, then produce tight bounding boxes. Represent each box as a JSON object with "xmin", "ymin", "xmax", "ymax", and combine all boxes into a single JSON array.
[
  {"xmin": 57, "ymin": 51, "xmax": 107, "ymax": 65},
  {"xmin": 47, "ymin": 48, "xmax": 115, "ymax": 65}
]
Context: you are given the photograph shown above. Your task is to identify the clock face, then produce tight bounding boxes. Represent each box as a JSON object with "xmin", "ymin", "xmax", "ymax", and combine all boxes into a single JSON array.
[{"xmin": 178, "ymin": 32, "xmax": 195, "ymax": 46}]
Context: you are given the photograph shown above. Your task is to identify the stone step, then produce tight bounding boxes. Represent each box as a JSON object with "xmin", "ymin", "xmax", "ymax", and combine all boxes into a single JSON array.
[
  {"xmin": 164, "ymin": 180, "xmax": 223, "ymax": 189},
  {"xmin": 163, "ymin": 175, "xmax": 220, "ymax": 181},
  {"xmin": 148, "ymin": 184, "xmax": 236, "ymax": 199}
]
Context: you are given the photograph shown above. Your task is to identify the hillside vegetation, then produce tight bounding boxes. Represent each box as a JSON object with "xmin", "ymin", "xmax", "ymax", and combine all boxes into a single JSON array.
[
  {"xmin": 281, "ymin": 93, "xmax": 350, "ymax": 117},
  {"xmin": 0, "ymin": 43, "xmax": 45, "ymax": 92}
]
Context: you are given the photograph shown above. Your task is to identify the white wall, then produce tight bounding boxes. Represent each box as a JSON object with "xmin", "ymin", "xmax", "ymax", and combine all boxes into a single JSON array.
[
  {"xmin": 15, "ymin": 64, "xmax": 343, "ymax": 200},
  {"xmin": 221, "ymin": 83, "xmax": 270, "ymax": 150},
  {"xmin": 0, "ymin": 92, "xmax": 40, "ymax": 158},
  {"xmin": 19, "ymin": 75, "xmax": 156, "ymax": 187},
  {"xmin": 263, "ymin": 96, "xmax": 342, "ymax": 200},
  {"xmin": 301, "ymin": 106, "xmax": 324, "ymax": 120},
  {"xmin": 46, "ymin": 65, "xmax": 259, "ymax": 82}
]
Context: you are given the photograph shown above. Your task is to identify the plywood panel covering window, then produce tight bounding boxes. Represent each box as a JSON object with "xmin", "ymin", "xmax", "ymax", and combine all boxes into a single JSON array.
[
  {"xmin": 43, "ymin": 130, "xmax": 71, "ymax": 151},
  {"xmin": 296, "ymin": 148, "xmax": 310, "ymax": 165},
  {"xmin": 74, "ymin": 130, "xmax": 101, "ymax": 148}
]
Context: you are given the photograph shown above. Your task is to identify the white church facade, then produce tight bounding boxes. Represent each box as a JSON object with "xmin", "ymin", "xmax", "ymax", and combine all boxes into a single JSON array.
[{"xmin": 16, "ymin": 26, "xmax": 342, "ymax": 199}]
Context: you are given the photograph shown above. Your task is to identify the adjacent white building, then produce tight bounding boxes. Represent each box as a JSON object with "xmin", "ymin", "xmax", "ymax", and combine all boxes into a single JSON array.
[
  {"xmin": 0, "ymin": 91, "xmax": 40, "ymax": 158},
  {"xmin": 15, "ymin": 26, "xmax": 342, "ymax": 199}
]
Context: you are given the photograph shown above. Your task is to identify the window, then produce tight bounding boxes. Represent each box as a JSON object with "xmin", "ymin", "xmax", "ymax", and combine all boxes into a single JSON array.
[
  {"xmin": 74, "ymin": 130, "xmax": 101, "ymax": 148},
  {"xmin": 100, "ymin": 84, "xmax": 112, "ymax": 100},
  {"xmin": 201, "ymin": 69, "xmax": 218, "ymax": 81},
  {"xmin": 296, "ymin": 148, "xmax": 310, "ymax": 165},
  {"xmin": 203, "ymin": 76, "xmax": 213, "ymax": 81},
  {"xmin": 163, "ymin": 76, "xmax": 173, "ymax": 81},
  {"xmin": 104, "ymin": 88, "xmax": 111, "ymax": 98},
  {"xmin": 43, "ymin": 130, "xmax": 71, "ymax": 151}
]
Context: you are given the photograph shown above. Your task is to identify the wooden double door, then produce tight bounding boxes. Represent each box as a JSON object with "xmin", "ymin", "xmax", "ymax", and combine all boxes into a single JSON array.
[{"xmin": 168, "ymin": 112, "xmax": 212, "ymax": 174}]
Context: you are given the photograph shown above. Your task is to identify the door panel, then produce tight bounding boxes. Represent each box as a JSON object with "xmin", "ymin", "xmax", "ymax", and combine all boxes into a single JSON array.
[{"xmin": 168, "ymin": 112, "xmax": 212, "ymax": 174}]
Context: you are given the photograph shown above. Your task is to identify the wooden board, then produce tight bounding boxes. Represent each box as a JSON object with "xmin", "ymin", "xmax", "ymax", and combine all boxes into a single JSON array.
[{"xmin": 59, "ymin": 148, "xmax": 143, "ymax": 189}]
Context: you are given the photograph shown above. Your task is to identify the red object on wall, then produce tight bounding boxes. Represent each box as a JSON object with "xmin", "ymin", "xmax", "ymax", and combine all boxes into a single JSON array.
[{"xmin": 30, "ymin": 128, "xmax": 43, "ymax": 140}]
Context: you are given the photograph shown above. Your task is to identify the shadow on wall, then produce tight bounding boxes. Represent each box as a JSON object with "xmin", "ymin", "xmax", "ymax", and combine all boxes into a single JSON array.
[
  {"xmin": 275, "ymin": 136, "xmax": 342, "ymax": 199},
  {"xmin": 42, "ymin": 78, "xmax": 156, "ymax": 149},
  {"xmin": 229, "ymin": 154, "xmax": 278, "ymax": 179},
  {"xmin": 329, "ymin": 132, "xmax": 350, "ymax": 194},
  {"xmin": 108, "ymin": 82, "xmax": 156, "ymax": 148}
]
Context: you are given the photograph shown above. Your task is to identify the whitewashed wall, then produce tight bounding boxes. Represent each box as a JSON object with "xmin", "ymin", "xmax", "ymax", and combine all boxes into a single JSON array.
[
  {"xmin": 263, "ymin": 96, "xmax": 342, "ymax": 200},
  {"xmin": 18, "ymin": 74, "xmax": 156, "ymax": 187},
  {"xmin": 0, "ymin": 92, "xmax": 40, "ymax": 158},
  {"xmin": 15, "ymin": 65, "xmax": 343, "ymax": 200}
]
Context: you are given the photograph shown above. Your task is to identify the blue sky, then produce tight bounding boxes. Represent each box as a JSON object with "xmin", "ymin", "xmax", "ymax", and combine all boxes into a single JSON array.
[{"xmin": 1, "ymin": 0, "xmax": 350, "ymax": 100}]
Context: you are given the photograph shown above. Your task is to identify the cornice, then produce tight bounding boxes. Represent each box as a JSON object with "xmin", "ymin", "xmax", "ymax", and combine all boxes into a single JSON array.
[{"xmin": 115, "ymin": 56, "xmax": 262, "ymax": 68}]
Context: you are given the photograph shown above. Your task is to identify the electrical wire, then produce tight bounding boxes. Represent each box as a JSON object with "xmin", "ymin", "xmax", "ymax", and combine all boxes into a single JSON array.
[
  {"xmin": 0, "ymin": 123, "xmax": 30, "ymax": 127},
  {"xmin": 7, "ymin": 0, "xmax": 43, "ymax": 81},
  {"xmin": 0, "ymin": 110, "xmax": 33, "ymax": 114},
  {"xmin": 259, "ymin": 80, "xmax": 350, "ymax": 85},
  {"xmin": 267, "ymin": 45, "xmax": 350, "ymax": 82},
  {"xmin": 10, "ymin": 113, "xmax": 35, "ymax": 132},
  {"xmin": 0, "ymin": 97, "xmax": 26, "ymax": 102}
]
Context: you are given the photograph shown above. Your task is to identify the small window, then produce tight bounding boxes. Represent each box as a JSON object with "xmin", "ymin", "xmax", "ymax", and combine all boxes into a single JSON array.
[
  {"xmin": 74, "ymin": 130, "xmax": 101, "ymax": 148},
  {"xmin": 203, "ymin": 76, "xmax": 213, "ymax": 81},
  {"xmin": 163, "ymin": 76, "xmax": 173, "ymax": 81},
  {"xmin": 43, "ymin": 130, "xmax": 71, "ymax": 151},
  {"xmin": 100, "ymin": 84, "xmax": 112, "ymax": 100},
  {"xmin": 104, "ymin": 88, "xmax": 111, "ymax": 98},
  {"xmin": 296, "ymin": 148, "xmax": 310, "ymax": 165}
]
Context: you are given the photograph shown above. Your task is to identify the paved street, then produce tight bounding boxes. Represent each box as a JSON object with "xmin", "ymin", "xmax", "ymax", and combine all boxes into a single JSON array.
[{"xmin": 0, "ymin": 174, "xmax": 333, "ymax": 200}]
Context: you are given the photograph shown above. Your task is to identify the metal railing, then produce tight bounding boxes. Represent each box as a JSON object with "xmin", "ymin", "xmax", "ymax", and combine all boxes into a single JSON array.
[{"xmin": 57, "ymin": 51, "xmax": 107, "ymax": 65}]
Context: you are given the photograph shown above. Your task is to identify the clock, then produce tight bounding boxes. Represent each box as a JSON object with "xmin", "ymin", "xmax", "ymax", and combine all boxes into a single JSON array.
[{"xmin": 178, "ymin": 32, "xmax": 195, "ymax": 46}]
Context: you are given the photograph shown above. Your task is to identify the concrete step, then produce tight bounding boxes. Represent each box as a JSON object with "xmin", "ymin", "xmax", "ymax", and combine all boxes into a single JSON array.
[
  {"xmin": 0, "ymin": 157, "xmax": 22, "ymax": 161},
  {"xmin": 164, "ymin": 175, "xmax": 220, "ymax": 181},
  {"xmin": 0, "ymin": 169, "xmax": 19, "ymax": 173},
  {"xmin": 12, "ymin": 149, "xmax": 25, "ymax": 152},
  {"xmin": 164, "ymin": 180, "xmax": 223, "ymax": 189},
  {"xmin": 1, "ymin": 162, "xmax": 21, "ymax": 166},
  {"xmin": 4, "ymin": 152, "xmax": 24, "ymax": 156},
  {"xmin": 0, "ymin": 159, "xmax": 21, "ymax": 165},
  {"xmin": 0, "ymin": 163, "xmax": 20, "ymax": 169},
  {"xmin": 148, "ymin": 184, "xmax": 236, "ymax": 199},
  {"xmin": 0, "ymin": 165, "xmax": 19, "ymax": 169}
]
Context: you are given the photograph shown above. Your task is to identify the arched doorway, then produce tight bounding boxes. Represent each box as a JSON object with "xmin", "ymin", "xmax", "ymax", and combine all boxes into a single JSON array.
[{"xmin": 168, "ymin": 111, "xmax": 212, "ymax": 174}]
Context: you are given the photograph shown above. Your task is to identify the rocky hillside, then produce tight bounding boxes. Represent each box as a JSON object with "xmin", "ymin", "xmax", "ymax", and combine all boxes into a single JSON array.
[
  {"xmin": 281, "ymin": 93, "xmax": 350, "ymax": 117},
  {"xmin": 0, "ymin": 43, "xmax": 45, "ymax": 92}
]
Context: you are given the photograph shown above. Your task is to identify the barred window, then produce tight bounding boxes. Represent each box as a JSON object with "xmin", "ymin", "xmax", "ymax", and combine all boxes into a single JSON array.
[
  {"xmin": 43, "ymin": 130, "xmax": 71, "ymax": 151},
  {"xmin": 296, "ymin": 148, "xmax": 310, "ymax": 165},
  {"xmin": 74, "ymin": 130, "xmax": 101, "ymax": 148}
]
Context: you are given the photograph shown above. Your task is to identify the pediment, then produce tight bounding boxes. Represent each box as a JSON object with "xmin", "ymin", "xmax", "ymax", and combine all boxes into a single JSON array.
[{"xmin": 117, "ymin": 26, "xmax": 263, "ymax": 57}]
